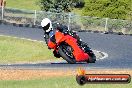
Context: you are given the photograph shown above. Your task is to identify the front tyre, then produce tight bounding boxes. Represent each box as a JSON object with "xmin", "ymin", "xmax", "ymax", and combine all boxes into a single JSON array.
[{"xmin": 58, "ymin": 44, "xmax": 76, "ymax": 64}]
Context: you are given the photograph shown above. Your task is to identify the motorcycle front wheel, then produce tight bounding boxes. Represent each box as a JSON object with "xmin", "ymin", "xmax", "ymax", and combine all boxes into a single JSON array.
[{"xmin": 58, "ymin": 43, "xmax": 76, "ymax": 64}]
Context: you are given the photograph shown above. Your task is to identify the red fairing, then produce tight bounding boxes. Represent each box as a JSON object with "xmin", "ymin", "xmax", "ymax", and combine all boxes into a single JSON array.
[
  {"xmin": 48, "ymin": 31, "xmax": 90, "ymax": 62},
  {"xmin": 64, "ymin": 35, "xmax": 89, "ymax": 62},
  {"xmin": 48, "ymin": 40, "xmax": 56, "ymax": 49},
  {"xmin": 55, "ymin": 31, "xmax": 65, "ymax": 44},
  {"xmin": 73, "ymin": 51, "xmax": 89, "ymax": 62}
]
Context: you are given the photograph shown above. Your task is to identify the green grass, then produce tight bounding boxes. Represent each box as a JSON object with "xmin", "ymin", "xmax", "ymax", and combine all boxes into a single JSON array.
[
  {"xmin": 72, "ymin": 8, "xmax": 83, "ymax": 15},
  {"xmin": 6, "ymin": 0, "xmax": 40, "ymax": 10},
  {"xmin": 5, "ymin": 0, "xmax": 88, "ymax": 15},
  {"xmin": 0, "ymin": 76, "xmax": 131, "ymax": 88},
  {"xmin": 6, "ymin": 0, "xmax": 83, "ymax": 15},
  {"xmin": 0, "ymin": 36, "xmax": 56, "ymax": 63}
]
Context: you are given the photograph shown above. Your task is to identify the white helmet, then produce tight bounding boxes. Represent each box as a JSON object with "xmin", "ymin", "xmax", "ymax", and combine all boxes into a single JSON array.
[{"xmin": 41, "ymin": 18, "xmax": 53, "ymax": 32}]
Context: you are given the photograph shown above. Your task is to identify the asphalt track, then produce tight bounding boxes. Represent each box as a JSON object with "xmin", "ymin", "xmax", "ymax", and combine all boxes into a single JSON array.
[{"xmin": 0, "ymin": 24, "xmax": 132, "ymax": 69}]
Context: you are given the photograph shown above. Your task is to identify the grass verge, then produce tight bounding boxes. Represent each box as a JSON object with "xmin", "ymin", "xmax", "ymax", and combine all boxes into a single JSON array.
[
  {"xmin": 0, "ymin": 75, "xmax": 131, "ymax": 88},
  {"xmin": 6, "ymin": 0, "xmax": 40, "ymax": 10},
  {"xmin": 0, "ymin": 36, "xmax": 56, "ymax": 63},
  {"xmin": 6, "ymin": 0, "xmax": 83, "ymax": 15},
  {"xmin": 0, "ymin": 69, "xmax": 131, "ymax": 88}
]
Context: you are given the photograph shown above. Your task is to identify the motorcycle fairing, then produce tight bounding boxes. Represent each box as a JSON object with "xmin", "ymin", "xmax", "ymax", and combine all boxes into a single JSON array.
[{"xmin": 55, "ymin": 31, "xmax": 89, "ymax": 62}]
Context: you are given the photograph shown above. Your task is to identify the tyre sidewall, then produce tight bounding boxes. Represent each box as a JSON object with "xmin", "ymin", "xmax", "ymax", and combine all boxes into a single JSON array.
[{"xmin": 58, "ymin": 45, "xmax": 76, "ymax": 64}]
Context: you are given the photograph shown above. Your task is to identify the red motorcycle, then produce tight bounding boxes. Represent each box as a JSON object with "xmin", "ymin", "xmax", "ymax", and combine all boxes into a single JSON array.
[{"xmin": 47, "ymin": 30, "xmax": 96, "ymax": 64}]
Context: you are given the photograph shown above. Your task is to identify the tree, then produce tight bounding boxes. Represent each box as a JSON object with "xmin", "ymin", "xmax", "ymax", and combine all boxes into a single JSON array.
[
  {"xmin": 39, "ymin": 0, "xmax": 85, "ymax": 13},
  {"xmin": 74, "ymin": 0, "xmax": 85, "ymax": 8},
  {"xmin": 82, "ymin": 0, "xmax": 132, "ymax": 20}
]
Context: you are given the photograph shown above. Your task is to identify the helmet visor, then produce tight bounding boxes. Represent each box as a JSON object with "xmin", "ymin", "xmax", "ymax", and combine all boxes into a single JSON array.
[{"xmin": 43, "ymin": 23, "xmax": 50, "ymax": 31}]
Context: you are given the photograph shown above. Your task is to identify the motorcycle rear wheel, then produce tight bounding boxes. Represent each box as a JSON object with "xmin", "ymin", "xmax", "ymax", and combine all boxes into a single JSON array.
[
  {"xmin": 87, "ymin": 52, "xmax": 96, "ymax": 63},
  {"xmin": 81, "ymin": 44, "xmax": 96, "ymax": 63}
]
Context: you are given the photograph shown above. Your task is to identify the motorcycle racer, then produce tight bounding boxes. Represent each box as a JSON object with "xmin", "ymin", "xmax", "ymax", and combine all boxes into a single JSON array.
[
  {"xmin": 41, "ymin": 18, "xmax": 94, "ymax": 59},
  {"xmin": 41, "ymin": 18, "xmax": 80, "ymax": 45}
]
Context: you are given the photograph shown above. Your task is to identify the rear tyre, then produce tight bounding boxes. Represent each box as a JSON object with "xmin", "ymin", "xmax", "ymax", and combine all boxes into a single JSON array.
[
  {"xmin": 78, "ymin": 41, "xmax": 96, "ymax": 63},
  {"xmin": 58, "ymin": 44, "xmax": 76, "ymax": 64},
  {"xmin": 87, "ymin": 53, "xmax": 96, "ymax": 63},
  {"xmin": 84, "ymin": 47, "xmax": 96, "ymax": 63}
]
